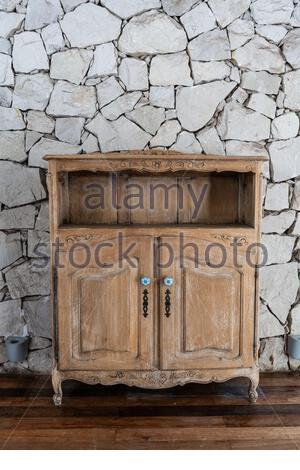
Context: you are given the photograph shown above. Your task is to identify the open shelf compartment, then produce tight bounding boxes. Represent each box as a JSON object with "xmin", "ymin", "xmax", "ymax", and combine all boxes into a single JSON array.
[{"xmin": 57, "ymin": 170, "xmax": 256, "ymax": 228}]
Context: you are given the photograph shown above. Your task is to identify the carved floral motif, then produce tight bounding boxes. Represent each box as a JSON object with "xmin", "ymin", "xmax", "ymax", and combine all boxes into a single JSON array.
[{"xmin": 211, "ymin": 234, "xmax": 248, "ymax": 245}]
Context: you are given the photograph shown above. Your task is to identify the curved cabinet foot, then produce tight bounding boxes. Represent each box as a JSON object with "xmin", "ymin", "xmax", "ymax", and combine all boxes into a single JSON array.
[
  {"xmin": 248, "ymin": 377, "xmax": 259, "ymax": 403},
  {"xmin": 53, "ymin": 392, "xmax": 63, "ymax": 406},
  {"xmin": 52, "ymin": 368, "xmax": 63, "ymax": 406}
]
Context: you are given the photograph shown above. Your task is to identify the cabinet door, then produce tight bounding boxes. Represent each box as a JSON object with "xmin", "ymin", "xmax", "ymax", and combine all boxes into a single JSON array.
[
  {"xmin": 58, "ymin": 235, "xmax": 155, "ymax": 370},
  {"xmin": 159, "ymin": 236, "xmax": 254, "ymax": 370}
]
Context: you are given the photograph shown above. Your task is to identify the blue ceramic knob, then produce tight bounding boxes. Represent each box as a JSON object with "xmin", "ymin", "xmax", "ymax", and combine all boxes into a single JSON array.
[
  {"xmin": 163, "ymin": 276, "xmax": 174, "ymax": 287},
  {"xmin": 140, "ymin": 276, "xmax": 151, "ymax": 286}
]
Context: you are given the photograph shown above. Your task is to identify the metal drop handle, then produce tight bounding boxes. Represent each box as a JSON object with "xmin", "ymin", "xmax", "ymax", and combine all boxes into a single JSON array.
[
  {"xmin": 165, "ymin": 289, "xmax": 171, "ymax": 318},
  {"xmin": 142, "ymin": 289, "xmax": 149, "ymax": 318}
]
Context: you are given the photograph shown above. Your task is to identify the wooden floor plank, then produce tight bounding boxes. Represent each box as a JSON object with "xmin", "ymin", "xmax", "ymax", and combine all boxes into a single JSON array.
[{"xmin": 0, "ymin": 373, "xmax": 300, "ymax": 449}]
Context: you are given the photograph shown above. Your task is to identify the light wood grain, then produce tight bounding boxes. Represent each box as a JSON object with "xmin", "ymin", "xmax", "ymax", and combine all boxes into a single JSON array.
[{"xmin": 45, "ymin": 151, "xmax": 265, "ymax": 405}]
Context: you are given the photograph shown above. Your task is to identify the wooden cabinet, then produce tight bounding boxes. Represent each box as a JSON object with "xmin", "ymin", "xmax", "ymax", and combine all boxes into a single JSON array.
[{"xmin": 45, "ymin": 151, "xmax": 267, "ymax": 405}]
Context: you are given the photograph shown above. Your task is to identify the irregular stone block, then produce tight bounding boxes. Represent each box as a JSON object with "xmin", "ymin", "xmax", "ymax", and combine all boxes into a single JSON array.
[
  {"xmin": 6, "ymin": 259, "xmax": 50, "ymax": 299},
  {"xmin": 60, "ymin": 0, "xmax": 86, "ymax": 13},
  {"xmin": 0, "ymin": 87, "xmax": 12, "ymax": 107},
  {"xmin": 55, "ymin": 117, "xmax": 84, "ymax": 145},
  {"xmin": 150, "ymin": 120, "xmax": 181, "ymax": 147},
  {"xmin": 119, "ymin": 58, "xmax": 148, "ymax": 91},
  {"xmin": 28, "ymin": 230, "xmax": 50, "ymax": 258},
  {"xmin": 0, "ymin": 161, "xmax": 46, "ymax": 207},
  {"xmin": 246, "ymin": 93, "xmax": 276, "ymax": 119},
  {"xmin": 0, "ymin": 206, "xmax": 36, "ymax": 230},
  {"xmin": 260, "ymin": 262, "xmax": 298, "ymax": 323},
  {"xmin": 101, "ymin": 92, "xmax": 142, "ymax": 121},
  {"xmin": 126, "ymin": 106, "xmax": 165, "ymax": 135},
  {"xmin": 262, "ymin": 211, "xmax": 295, "ymax": 235},
  {"xmin": 29, "ymin": 336, "xmax": 52, "ymax": 350},
  {"xmin": 177, "ymin": 81, "xmax": 235, "ymax": 132},
  {"xmin": 88, "ymin": 43, "xmax": 117, "ymax": 79},
  {"xmin": 0, "ymin": 131, "xmax": 27, "ymax": 163},
  {"xmin": 119, "ymin": 10, "xmax": 187, "ymax": 56},
  {"xmin": 197, "ymin": 127, "xmax": 225, "ymax": 155},
  {"xmin": 259, "ymin": 303, "xmax": 285, "ymax": 338},
  {"xmin": 171, "ymin": 131, "xmax": 202, "ymax": 154},
  {"xmin": 259, "ymin": 337, "xmax": 289, "ymax": 372},
  {"xmin": 191, "ymin": 61, "xmax": 230, "ymax": 84},
  {"xmin": 227, "ymin": 19, "xmax": 254, "ymax": 50},
  {"xmin": 283, "ymin": 70, "xmax": 300, "ymax": 111},
  {"xmin": 150, "ymin": 52, "xmax": 192, "ymax": 86},
  {"xmin": 225, "ymin": 140, "xmax": 268, "ymax": 157},
  {"xmin": 50, "ymin": 48, "xmax": 92, "ymax": 85},
  {"xmin": 0, "ymin": 37, "xmax": 12, "ymax": 54},
  {"xmin": 0, "ymin": 53, "xmax": 14, "ymax": 86},
  {"xmin": 28, "ymin": 347, "xmax": 52, "ymax": 373},
  {"xmin": 0, "ymin": 299, "xmax": 23, "ymax": 336},
  {"xmin": 0, "ymin": 12, "xmax": 24, "ymax": 38},
  {"xmin": 271, "ymin": 113, "xmax": 299, "ymax": 140},
  {"xmin": 35, "ymin": 202, "xmax": 49, "ymax": 232},
  {"xmin": 41, "ymin": 22, "xmax": 65, "ymax": 55},
  {"xmin": 251, "ymin": 0, "xmax": 294, "ymax": 25},
  {"xmin": 96, "ymin": 77, "xmax": 124, "ymax": 109},
  {"xmin": 264, "ymin": 183, "xmax": 289, "ymax": 211},
  {"xmin": 161, "ymin": 0, "xmax": 198, "ymax": 16},
  {"xmin": 12, "ymin": 31, "xmax": 49, "ymax": 73},
  {"xmin": 46, "ymin": 81, "xmax": 96, "ymax": 118},
  {"xmin": 150, "ymin": 86, "xmax": 174, "ymax": 108},
  {"xmin": 60, "ymin": 3, "xmax": 121, "ymax": 48},
  {"xmin": 269, "ymin": 137, "xmax": 300, "ymax": 182},
  {"xmin": 25, "ymin": 131, "xmax": 42, "ymax": 152},
  {"xmin": 27, "ymin": 111, "xmax": 55, "ymax": 134},
  {"xmin": 13, "ymin": 74, "xmax": 53, "ymax": 111},
  {"xmin": 233, "ymin": 36, "xmax": 285, "ymax": 73},
  {"xmin": 0, "ymin": 106, "xmax": 25, "ymax": 130},
  {"xmin": 217, "ymin": 101, "xmax": 270, "ymax": 142},
  {"xmin": 102, "ymin": 0, "xmax": 161, "ymax": 19},
  {"xmin": 0, "ymin": 232, "xmax": 23, "ymax": 270},
  {"xmin": 261, "ymin": 234, "xmax": 295, "ymax": 265},
  {"xmin": 86, "ymin": 114, "xmax": 151, "ymax": 153},
  {"xmin": 241, "ymin": 70, "xmax": 281, "ymax": 94},
  {"xmin": 208, "ymin": 0, "xmax": 251, "ymax": 28},
  {"xmin": 25, "ymin": 0, "xmax": 63, "ymax": 30},
  {"xmin": 258, "ymin": 25, "xmax": 288, "ymax": 44},
  {"xmin": 23, "ymin": 296, "xmax": 51, "ymax": 338},
  {"xmin": 188, "ymin": 28, "xmax": 231, "ymax": 61},
  {"xmin": 180, "ymin": 3, "xmax": 216, "ymax": 39},
  {"xmin": 29, "ymin": 137, "xmax": 81, "ymax": 169}
]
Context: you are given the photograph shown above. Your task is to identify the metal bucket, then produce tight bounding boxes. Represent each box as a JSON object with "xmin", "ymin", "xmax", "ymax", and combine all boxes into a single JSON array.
[
  {"xmin": 5, "ymin": 336, "xmax": 29, "ymax": 363},
  {"xmin": 288, "ymin": 335, "xmax": 300, "ymax": 360}
]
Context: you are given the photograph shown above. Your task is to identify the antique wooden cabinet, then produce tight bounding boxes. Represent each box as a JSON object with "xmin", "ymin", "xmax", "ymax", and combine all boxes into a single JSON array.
[{"xmin": 44, "ymin": 151, "xmax": 267, "ymax": 405}]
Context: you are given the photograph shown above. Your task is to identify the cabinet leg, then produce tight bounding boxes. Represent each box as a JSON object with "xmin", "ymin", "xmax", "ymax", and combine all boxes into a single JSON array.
[
  {"xmin": 52, "ymin": 368, "xmax": 63, "ymax": 406},
  {"xmin": 248, "ymin": 376, "xmax": 259, "ymax": 403}
]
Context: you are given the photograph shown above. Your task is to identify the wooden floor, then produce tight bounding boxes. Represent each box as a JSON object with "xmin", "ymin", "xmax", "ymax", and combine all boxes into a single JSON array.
[{"xmin": 0, "ymin": 373, "xmax": 300, "ymax": 449}]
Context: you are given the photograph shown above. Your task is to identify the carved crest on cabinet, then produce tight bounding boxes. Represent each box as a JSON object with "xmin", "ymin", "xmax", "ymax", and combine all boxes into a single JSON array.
[{"xmin": 211, "ymin": 234, "xmax": 248, "ymax": 245}]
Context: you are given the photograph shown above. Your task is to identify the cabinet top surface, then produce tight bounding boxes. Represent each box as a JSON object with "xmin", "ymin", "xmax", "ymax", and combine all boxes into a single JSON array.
[{"xmin": 43, "ymin": 150, "xmax": 268, "ymax": 163}]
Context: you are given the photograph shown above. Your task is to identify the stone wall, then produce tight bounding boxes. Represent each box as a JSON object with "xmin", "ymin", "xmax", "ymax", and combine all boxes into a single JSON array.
[{"xmin": 1, "ymin": 0, "xmax": 300, "ymax": 373}]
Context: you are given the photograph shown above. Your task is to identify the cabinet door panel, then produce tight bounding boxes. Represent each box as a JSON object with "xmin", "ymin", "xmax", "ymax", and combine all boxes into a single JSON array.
[
  {"xmin": 58, "ymin": 234, "xmax": 154, "ymax": 370},
  {"xmin": 182, "ymin": 266, "xmax": 238, "ymax": 354},
  {"xmin": 159, "ymin": 236, "xmax": 254, "ymax": 370},
  {"xmin": 76, "ymin": 267, "xmax": 137, "ymax": 355}
]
